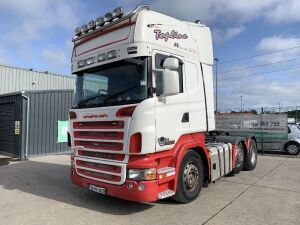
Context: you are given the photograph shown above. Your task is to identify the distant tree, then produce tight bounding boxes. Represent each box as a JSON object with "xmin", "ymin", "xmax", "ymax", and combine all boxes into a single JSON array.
[{"xmin": 249, "ymin": 109, "xmax": 258, "ymax": 114}]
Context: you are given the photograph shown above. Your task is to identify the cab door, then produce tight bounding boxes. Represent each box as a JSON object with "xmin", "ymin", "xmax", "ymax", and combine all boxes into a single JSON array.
[{"xmin": 152, "ymin": 50, "xmax": 189, "ymax": 152}]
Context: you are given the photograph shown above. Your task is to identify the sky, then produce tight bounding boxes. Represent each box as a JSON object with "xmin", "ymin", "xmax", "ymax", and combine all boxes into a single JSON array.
[{"xmin": 0, "ymin": 0, "xmax": 299, "ymax": 111}]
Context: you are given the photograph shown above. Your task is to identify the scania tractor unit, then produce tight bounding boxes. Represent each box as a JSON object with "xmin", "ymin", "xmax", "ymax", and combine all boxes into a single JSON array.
[{"xmin": 69, "ymin": 5, "xmax": 257, "ymax": 203}]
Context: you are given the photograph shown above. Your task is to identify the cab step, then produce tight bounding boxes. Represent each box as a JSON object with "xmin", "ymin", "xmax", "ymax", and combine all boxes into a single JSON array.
[{"xmin": 158, "ymin": 189, "xmax": 175, "ymax": 199}]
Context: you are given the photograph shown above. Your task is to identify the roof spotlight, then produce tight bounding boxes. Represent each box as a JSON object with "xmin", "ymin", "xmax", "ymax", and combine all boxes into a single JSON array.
[
  {"xmin": 104, "ymin": 12, "xmax": 114, "ymax": 23},
  {"xmin": 95, "ymin": 17, "xmax": 105, "ymax": 27},
  {"xmin": 112, "ymin": 7, "xmax": 124, "ymax": 18},
  {"xmin": 74, "ymin": 27, "xmax": 81, "ymax": 36},
  {"xmin": 81, "ymin": 24, "xmax": 88, "ymax": 34},
  {"xmin": 87, "ymin": 20, "xmax": 95, "ymax": 31}
]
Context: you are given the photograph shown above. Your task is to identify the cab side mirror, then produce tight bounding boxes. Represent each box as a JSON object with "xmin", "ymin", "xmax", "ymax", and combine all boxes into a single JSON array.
[
  {"xmin": 163, "ymin": 57, "xmax": 179, "ymax": 70},
  {"xmin": 161, "ymin": 70, "xmax": 179, "ymax": 96},
  {"xmin": 160, "ymin": 57, "xmax": 180, "ymax": 96}
]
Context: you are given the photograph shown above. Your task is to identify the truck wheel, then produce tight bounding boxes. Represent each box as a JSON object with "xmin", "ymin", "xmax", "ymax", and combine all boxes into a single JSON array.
[
  {"xmin": 244, "ymin": 139, "xmax": 257, "ymax": 171},
  {"xmin": 173, "ymin": 150, "xmax": 203, "ymax": 203},
  {"xmin": 285, "ymin": 142, "xmax": 300, "ymax": 155},
  {"xmin": 233, "ymin": 143, "xmax": 244, "ymax": 174}
]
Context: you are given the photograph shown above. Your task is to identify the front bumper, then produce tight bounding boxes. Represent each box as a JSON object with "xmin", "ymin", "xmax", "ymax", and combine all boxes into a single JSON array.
[{"xmin": 71, "ymin": 168, "xmax": 159, "ymax": 202}]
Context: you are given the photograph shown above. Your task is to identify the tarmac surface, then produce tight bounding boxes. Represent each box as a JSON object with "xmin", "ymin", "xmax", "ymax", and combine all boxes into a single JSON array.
[{"xmin": 0, "ymin": 154, "xmax": 299, "ymax": 225}]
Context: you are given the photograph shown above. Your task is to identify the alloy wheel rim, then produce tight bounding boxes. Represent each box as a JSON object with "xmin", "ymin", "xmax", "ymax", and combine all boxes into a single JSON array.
[
  {"xmin": 287, "ymin": 145, "xmax": 299, "ymax": 154},
  {"xmin": 183, "ymin": 161, "xmax": 199, "ymax": 192}
]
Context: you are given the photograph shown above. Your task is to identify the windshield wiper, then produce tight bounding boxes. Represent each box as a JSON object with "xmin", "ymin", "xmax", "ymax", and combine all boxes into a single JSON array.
[
  {"xmin": 78, "ymin": 94, "xmax": 108, "ymax": 107},
  {"xmin": 103, "ymin": 85, "xmax": 139, "ymax": 103}
]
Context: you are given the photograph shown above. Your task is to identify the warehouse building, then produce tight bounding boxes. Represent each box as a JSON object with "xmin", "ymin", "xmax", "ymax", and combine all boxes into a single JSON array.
[
  {"xmin": 0, "ymin": 63, "xmax": 75, "ymax": 94},
  {"xmin": 0, "ymin": 64, "xmax": 75, "ymax": 159}
]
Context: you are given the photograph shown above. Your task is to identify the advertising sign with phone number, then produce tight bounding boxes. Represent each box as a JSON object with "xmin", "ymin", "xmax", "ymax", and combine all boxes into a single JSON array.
[{"xmin": 215, "ymin": 114, "xmax": 288, "ymax": 139}]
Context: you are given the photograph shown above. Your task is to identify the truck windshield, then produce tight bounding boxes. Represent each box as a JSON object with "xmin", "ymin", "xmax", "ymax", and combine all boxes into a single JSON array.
[{"xmin": 74, "ymin": 57, "xmax": 148, "ymax": 108}]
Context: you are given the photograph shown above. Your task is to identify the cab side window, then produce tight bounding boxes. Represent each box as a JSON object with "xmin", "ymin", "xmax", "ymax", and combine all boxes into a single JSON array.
[{"xmin": 154, "ymin": 54, "xmax": 183, "ymax": 96}]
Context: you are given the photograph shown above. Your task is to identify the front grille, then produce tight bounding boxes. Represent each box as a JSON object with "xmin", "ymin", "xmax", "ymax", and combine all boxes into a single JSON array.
[
  {"xmin": 76, "ymin": 160, "xmax": 121, "ymax": 173},
  {"xmin": 75, "ymin": 140, "xmax": 123, "ymax": 151},
  {"xmin": 72, "ymin": 116, "xmax": 127, "ymax": 184},
  {"xmin": 78, "ymin": 169, "xmax": 121, "ymax": 182},
  {"xmin": 75, "ymin": 157, "xmax": 126, "ymax": 185},
  {"xmin": 78, "ymin": 150, "xmax": 125, "ymax": 161},
  {"xmin": 74, "ymin": 131, "xmax": 124, "ymax": 140}
]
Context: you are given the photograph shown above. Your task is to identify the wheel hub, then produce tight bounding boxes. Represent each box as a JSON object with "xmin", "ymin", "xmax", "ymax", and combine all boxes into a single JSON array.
[
  {"xmin": 183, "ymin": 162, "xmax": 199, "ymax": 192},
  {"xmin": 287, "ymin": 144, "xmax": 298, "ymax": 154}
]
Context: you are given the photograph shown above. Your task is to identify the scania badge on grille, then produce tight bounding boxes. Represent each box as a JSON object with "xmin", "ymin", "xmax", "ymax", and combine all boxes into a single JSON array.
[{"xmin": 83, "ymin": 114, "xmax": 108, "ymax": 118}]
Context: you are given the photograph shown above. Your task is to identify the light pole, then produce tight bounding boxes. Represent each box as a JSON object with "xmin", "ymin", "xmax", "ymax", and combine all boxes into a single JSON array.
[
  {"xmin": 240, "ymin": 96, "xmax": 243, "ymax": 112},
  {"xmin": 214, "ymin": 58, "xmax": 219, "ymax": 112}
]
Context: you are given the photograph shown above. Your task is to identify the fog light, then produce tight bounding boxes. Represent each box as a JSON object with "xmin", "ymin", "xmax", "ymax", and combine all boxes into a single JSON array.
[
  {"xmin": 127, "ymin": 183, "xmax": 134, "ymax": 190},
  {"xmin": 138, "ymin": 184, "xmax": 146, "ymax": 191}
]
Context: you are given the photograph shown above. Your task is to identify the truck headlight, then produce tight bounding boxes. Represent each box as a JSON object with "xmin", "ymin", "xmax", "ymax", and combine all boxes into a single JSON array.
[{"xmin": 127, "ymin": 168, "xmax": 156, "ymax": 181}]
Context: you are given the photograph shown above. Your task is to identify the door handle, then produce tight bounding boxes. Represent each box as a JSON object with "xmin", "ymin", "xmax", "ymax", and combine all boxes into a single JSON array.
[{"xmin": 181, "ymin": 113, "xmax": 189, "ymax": 123}]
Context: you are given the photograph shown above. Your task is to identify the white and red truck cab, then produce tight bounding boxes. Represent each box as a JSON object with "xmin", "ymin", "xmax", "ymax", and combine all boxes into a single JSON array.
[{"xmin": 69, "ymin": 5, "xmax": 257, "ymax": 203}]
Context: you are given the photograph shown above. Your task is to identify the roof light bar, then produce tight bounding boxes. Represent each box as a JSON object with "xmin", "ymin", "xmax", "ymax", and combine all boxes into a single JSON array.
[
  {"xmin": 80, "ymin": 24, "xmax": 88, "ymax": 34},
  {"xmin": 72, "ymin": 5, "xmax": 150, "ymax": 41},
  {"xmin": 74, "ymin": 27, "xmax": 81, "ymax": 36},
  {"xmin": 104, "ymin": 12, "xmax": 114, "ymax": 23},
  {"xmin": 112, "ymin": 7, "xmax": 124, "ymax": 18},
  {"xmin": 87, "ymin": 20, "xmax": 95, "ymax": 31},
  {"xmin": 95, "ymin": 17, "xmax": 105, "ymax": 27}
]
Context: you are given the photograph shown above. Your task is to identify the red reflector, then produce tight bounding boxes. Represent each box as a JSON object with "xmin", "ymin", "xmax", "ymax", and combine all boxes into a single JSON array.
[
  {"xmin": 129, "ymin": 132, "xmax": 142, "ymax": 153},
  {"xmin": 116, "ymin": 106, "xmax": 136, "ymax": 117},
  {"xmin": 69, "ymin": 111, "xmax": 77, "ymax": 120}
]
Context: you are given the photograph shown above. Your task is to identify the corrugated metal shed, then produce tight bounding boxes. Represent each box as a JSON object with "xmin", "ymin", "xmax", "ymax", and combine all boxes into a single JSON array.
[
  {"xmin": 0, "ymin": 90, "xmax": 73, "ymax": 158},
  {"xmin": 0, "ymin": 63, "xmax": 75, "ymax": 95}
]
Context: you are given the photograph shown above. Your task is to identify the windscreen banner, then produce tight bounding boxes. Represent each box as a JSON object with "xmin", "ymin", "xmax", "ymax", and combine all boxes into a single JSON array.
[{"xmin": 215, "ymin": 114, "xmax": 288, "ymax": 139}]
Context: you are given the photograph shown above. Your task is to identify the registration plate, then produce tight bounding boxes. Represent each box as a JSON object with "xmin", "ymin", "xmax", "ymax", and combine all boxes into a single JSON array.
[{"xmin": 89, "ymin": 184, "xmax": 106, "ymax": 195}]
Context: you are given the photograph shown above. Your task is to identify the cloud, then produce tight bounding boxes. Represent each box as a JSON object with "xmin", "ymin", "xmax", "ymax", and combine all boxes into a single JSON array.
[
  {"xmin": 42, "ymin": 48, "xmax": 68, "ymax": 71},
  {"xmin": 117, "ymin": 0, "xmax": 300, "ymax": 43},
  {"xmin": 265, "ymin": 0, "xmax": 300, "ymax": 23},
  {"xmin": 0, "ymin": 0, "xmax": 81, "ymax": 46},
  {"xmin": 151, "ymin": 0, "xmax": 277, "ymax": 24},
  {"xmin": 212, "ymin": 26, "xmax": 245, "ymax": 44},
  {"xmin": 256, "ymin": 35, "xmax": 300, "ymax": 63},
  {"xmin": 0, "ymin": 0, "xmax": 83, "ymax": 74},
  {"xmin": 218, "ymin": 75, "xmax": 300, "ymax": 110}
]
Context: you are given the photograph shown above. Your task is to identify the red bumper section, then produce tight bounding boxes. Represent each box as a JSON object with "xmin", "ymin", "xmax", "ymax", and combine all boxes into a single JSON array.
[{"xmin": 71, "ymin": 169, "xmax": 159, "ymax": 202}]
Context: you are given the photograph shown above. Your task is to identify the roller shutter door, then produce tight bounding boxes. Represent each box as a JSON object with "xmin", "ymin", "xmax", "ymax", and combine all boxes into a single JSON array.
[{"xmin": 0, "ymin": 103, "xmax": 15, "ymax": 155}]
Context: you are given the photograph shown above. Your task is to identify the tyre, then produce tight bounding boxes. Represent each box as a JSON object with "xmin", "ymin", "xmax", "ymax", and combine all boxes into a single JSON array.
[
  {"xmin": 233, "ymin": 142, "xmax": 244, "ymax": 174},
  {"xmin": 244, "ymin": 139, "xmax": 257, "ymax": 171},
  {"xmin": 173, "ymin": 150, "xmax": 203, "ymax": 203},
  {"xmin": 285, "ymin": 142, "xmax": 300, "ymax": 155}
]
